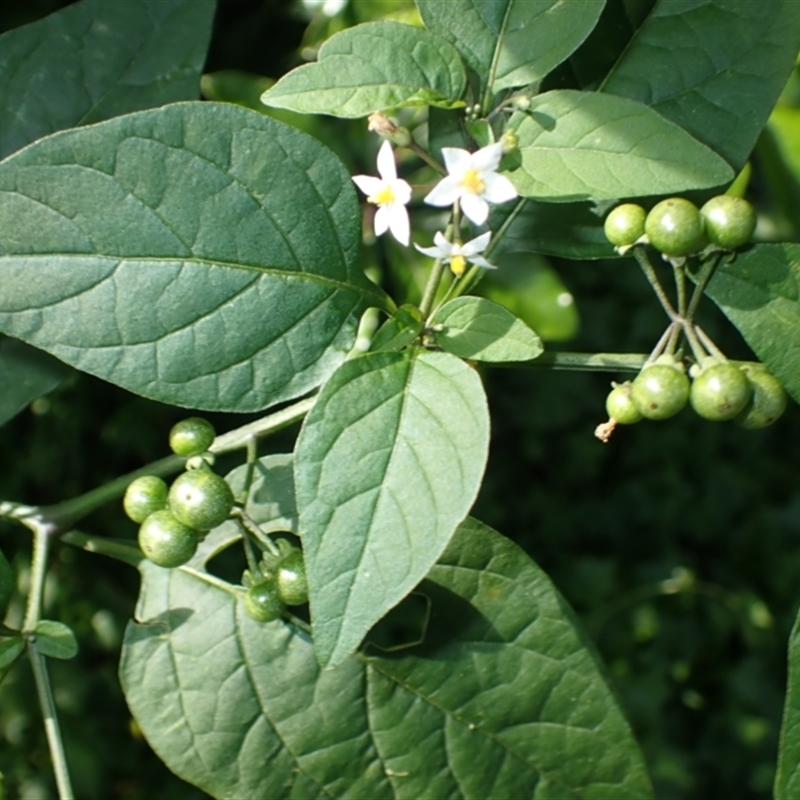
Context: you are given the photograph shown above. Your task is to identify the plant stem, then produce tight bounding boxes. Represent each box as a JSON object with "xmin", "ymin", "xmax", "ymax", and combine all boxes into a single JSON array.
[
  {"xmin": 686, "ymin": 253, "xmax": 723, "ymax": 321},
  {"xmin": 231, "ymin": 509, "xmax": 280, "ymax": 557},
  {"xmin": 681, "ymin": 321, "xmax": 709, "ymax": 363},
  {"xmin": 633, "ymin": 245, "xmax": 678, "ymax": 320},
  {"xmin": 419, "ymin": 213, "xmax": 458, "ymax": 320},
  {"xmin": 407, "ymin": 140, "xmax": 446, "ymax": 174},
  {"xmin": 647, "ymin": 323, "xmax": 678, "ymax": 364},
  {"xmin": 694, "ymin": 325, "xmax": 727, "ymax": 361},
  {"xmin": 493, "ymin": 351, "xmax": 649, "ymax": 373},
  {"xmin": 672, "ymin": 261, "xmax": 687, "ymax": 317},
  {"xmin": 28, "ymin": 643, "xmax": 75, "ymax": 800}
]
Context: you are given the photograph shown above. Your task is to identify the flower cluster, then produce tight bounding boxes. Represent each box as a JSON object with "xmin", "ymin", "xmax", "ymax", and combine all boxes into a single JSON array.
[{"xmin": 351, "ymin": 139, "xmax": 518, "ymax": 276}]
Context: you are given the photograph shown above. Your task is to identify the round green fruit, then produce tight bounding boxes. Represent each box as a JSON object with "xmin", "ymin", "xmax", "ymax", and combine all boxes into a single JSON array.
[
  {"xmin": 123, "ymin": 475, "xmax": 169, "ymax": 523},
  {"xmin": 168, "ymin": 469, "xmax": 234, "ymax": 530},
  {"xmin": 690, "ymin": 362, "xmax": 751, "ymax": 421},
  {"xmin": 632, "ymin": 364, "xmax": 690, "ymax": 420},
  {"xmin": 605, "ymin": 383, "xmax": 643, "ymax": 425},
  {"xmin": 276, "ymin": 550, "xmax": 309, "ymax": 606},
  {"xmin": 604, "ymin": 204, "xmax": 647, "ymax": 247},
  {"xmin": 645, "ymin": 198, "xmax": 704, "ymax": 257},
  {"xmin": 138, "ymin": 509, "xmax": 198, "ymax": 568},
  {"xmin": 736, "ymin": 367, "xmax": 788, "ymax": 429},
  {"xmin": 700, "ymin": 195, "xmax": 756, "ymax": 249},
  {"xmin": 169, "ymin": 417, "xmax": 216, "ymax": 458},
  {"xmin": 244, "ymin": 581, "xmax": 285, "ymax": 623}
]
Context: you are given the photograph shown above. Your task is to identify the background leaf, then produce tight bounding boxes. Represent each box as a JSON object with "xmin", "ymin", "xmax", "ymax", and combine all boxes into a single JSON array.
[
  {"xmin": 0, "ymin": 102, "xmax": 386, "ymax": 412},
  {"xmin": 431, "ymin": 296, "xmax": 543, "ymax": 362},
  {"xmin": 294, "ymin": 350, "xmax": 490, "ymax": 667},
  {"xmin": 0, "ymin": 0, "xmax": 216, "ymax": 160},
  {"xmin": 416, "ymin": 0, "xmax": 605, "ymax": 99},
  {"xmin": 0, "ymin": 337, "xmax": 70, "ymax": 426},
  {"xmin": 600, "ymin": 0, "xmax": 800, "ymax": 171},
  {"xmin": 776, "ymin": 603, "xmax": 800, "ymax": 799},
  {"xmin": 510, "ymin": 90, "xmax": 733, "ymax": 201},
  {"xmin": 703, "ymin": 244, "xmax": 800, "ymax": 404},
  {"xmin": 260, "ymin": 21, "xmax": 466, "ymax": 118},
  {"xmin": 120, "ymin": 518, "xmax": 654, "ymax": 800}
]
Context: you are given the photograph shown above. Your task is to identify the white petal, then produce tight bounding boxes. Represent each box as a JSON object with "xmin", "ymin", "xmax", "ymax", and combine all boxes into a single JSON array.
[
  {"xmin": 460, "ymin": 231, "xmax": 492, "ymax": 256},
  {"xmin": 415, "ymin": 243, "xmax": 444, "ymax": 258},
  {"xmin": 471, "ymin": 142, "xmax": 503, "ymax": 173},
  {"xmin": 440, "ymin": 147, "xmax": 472, "ymax": 176},
  {"xmin": 482, "ymin": 172, "xmax": 518, "ymax": 204},
  {"xmin": 374, "ymin": 205, "xmax": 391, "ymax": 236},
  {"xmin": 432, "ymin": 231, "xmax": 454, "ymax": 253},
  {"xmin": 460, "ymin": 192, "xmax": 489, "ymax": 225},
  {"xmin": 375, "ymin": 140, "xmax": 398, "ymax": 181},
  {"xmin": 387, "ymin": 204, "xmax": 410, "ymax": 245},
  {"xmin": 469, "ymin": 255, "xmax": 497, "ymax": 270},
  {"xmin": 352, "ymin": 175, "xmax": 384, "ymax": 196},
  {"xmin": 391, "ymin": 178, "xmax": 412, "ymax": 205},
  {"xmin": 424, "ymin": 175, "xmax": 462, "ymax": 207}
]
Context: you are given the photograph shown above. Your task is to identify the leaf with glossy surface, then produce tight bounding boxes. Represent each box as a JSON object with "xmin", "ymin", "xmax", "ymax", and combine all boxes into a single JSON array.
[
  {"xmin": 260, "ymin": 21, "xmax": 466, "ymax": 118},
  {"xmin": 33, "ymin": 620, "xmax": 78, "ymax": 660},
  {"xmin": 509, "ymin": 90, "xmax": 733, "ymax": 201},
  {"xmin": 417, "ymin": 0, "xmax": 605, "ymax": 98},
  {"xmin": 0, "ymin": 338, "xmax": 71, "ymax": 426},
  {"xmin": 703, "ymin": 244, "xmax": 800, "ymax": 404},
  {"xmin": 0, "ymin": 0, "xmax": 216, "ymax": 160},
  {"xmin": 776, "ymin": 603, "xmax": 800, "ymax": 799},
  {"xmin": 120, "ymin": 517, "xmax": 653, "ymax": 799},
  {"xmin": 0, "ymin": 102, "xmax": 386, "ymax": 412},
  {"xmin": 432, "ymin": 296, "xmax": 543, "ymax": 362},
  {"xmin": 600, "ymin": 0, "xmax": 800, "ymax": 171},
  {"xmin": 295, "ymin": 350, "xmax": 489, "ymax": 667}
]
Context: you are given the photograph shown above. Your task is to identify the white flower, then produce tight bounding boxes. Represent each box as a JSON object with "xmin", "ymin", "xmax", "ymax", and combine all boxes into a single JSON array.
[
  {"xmin": 423, "ymin": 142, "xmax": 518, "ymax": 225},
  {"xmin": 415, "ymin": 231, "xmax": 496, "ymax": 277},
  {"xmin": 351, "ymin": 141, "xmax": 412, "ymax": 245}
]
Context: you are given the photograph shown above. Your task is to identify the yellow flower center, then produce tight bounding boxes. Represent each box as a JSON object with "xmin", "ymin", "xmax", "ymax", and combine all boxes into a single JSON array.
[
  {"xmin": 449, "ymin": 255, "xmax": 467, "ymax": 277},
  {"xmin": 461, "ymin": 169, "xmax": 485, "ymax": 195},
  {"xmin": 368, "ymin": 185, "xmax": 395, "ymax": 206}
]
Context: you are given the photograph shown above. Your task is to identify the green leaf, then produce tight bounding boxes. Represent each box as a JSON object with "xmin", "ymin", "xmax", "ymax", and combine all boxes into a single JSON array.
[
  {"xmin": 0, "ymin": 338, "xmax": 71, "ymax": 426},
  {"xmin": 776, "ymin": 603, "xmax": 800, "ymax": 799},
  {"xmin": 703, "ymin": 244, "xmax": 800, "ymax": 404},
  {"xmin": 0, "ymin": 637, "xmax": 24, "ymax": 678},
  {"xmin": 431, "ymin": 296, "xmax": 543, "ymax": 362},
  {"xmin": 295, "ymin": 350, "xmax": 490, "ymax": 667},
  {"xmin": 0, "ymin": 0, "xmax": 216, "ymax": 160},
  {"xmin": 0, "ymin": 547, "xmax": 12, "ymax": 614},
  {"xmin": 33, "ymin": 620, "xmax": 78, "ymax": 660},
  {"xmin": 369, "ymin": 305, "xmax": 424, "ymax": 353},
  {"xmin": 0, "ymin": 102, "xmax": 387, "ymax": 412},
  {"xmin": 600, "ymin": 0, "xmax": 800, "ymax": 171},
  {"xmin": 260, "ymin": 21, "xmax": 466, "ymax": 118},
  {"xmin": 510, "ymin": 90, "xmax": 733, "ymax": 201},
  {"xmin": 120, "ymin": 518, "xmax": 653, "ymax": 800},
  {"xmin": 417, "ymin": 0, "xmax": 605, "ymax": 99}
]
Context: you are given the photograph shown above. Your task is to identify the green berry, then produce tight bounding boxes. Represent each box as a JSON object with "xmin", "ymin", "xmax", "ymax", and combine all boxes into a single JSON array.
[
  {"xmin": 645, "ymin": 198, "xmax": 704, "ymax": 257},
  {"xmin": 690, "ymin": 362, "xmax": 751, "ymax": 421},
  {"xmin": 168, "ymin": 469, "xmax": 234, "ymax": 531},
  {"xmin": 604, "ymin": 204, "xmax": 647, "ymax": 247},
  {"xmin": 169, "ymin": 417, "xmax": 216, "ymax": 458},
  {"xmin": 123, "ymin": 475, "xmax": 169, "ymax": 523},
  {"xmin": 700, "ymin": 195, "xmax": 756, "ymax": 249},
  {"xmin": 244, "ymin": 581, "xmax": 285, "ymax": 623},
  {"xmin": 138, "ymin": 509, "xmax": 198, "ymax": 568},
  {"xmin": 632, "ymin": 363, "xmax": 690, "ymax": 420},
  {"xmin": 606, "ymin": 382, "xmax": 643, "ymax": 424},
  {"xmin": 276, "ymin": 550, "xmax": 309, "ymax": 606},
  {"xmin": 735, "ymin": 366, "xmax": 788, "ymax": 429}
]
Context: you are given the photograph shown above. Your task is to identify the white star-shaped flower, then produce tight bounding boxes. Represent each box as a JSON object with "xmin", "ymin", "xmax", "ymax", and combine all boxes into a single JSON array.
[
  {"xmin": 415, "ymin": 231, "xmax": 496, "ymax": 277},
  {"xmin": 423, "ymin": 142, "xmax": 518, "ymax": 225},
  {"xmin": 351, "ymin": 141, "xmax": 412, "ymax": 245}
]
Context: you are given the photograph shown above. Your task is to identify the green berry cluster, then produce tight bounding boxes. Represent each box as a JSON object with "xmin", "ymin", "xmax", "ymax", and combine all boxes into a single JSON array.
[
  {"xmin": 605, "ymin": 357, "xmax": 787, "ymax": 430},
  {"xmin": 604, "ymin": 195, "xmax": 756, "ymax": 256},
  {"xmin": 123, "ymin": 418, "xmax": 234, "ymax": 568},
  {"xmin": 242, "ymin": 542, "xmax": 309, "ymax": 623}
]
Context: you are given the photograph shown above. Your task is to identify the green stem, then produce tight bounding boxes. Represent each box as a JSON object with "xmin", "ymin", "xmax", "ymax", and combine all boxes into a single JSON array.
[
  {"xmin": 673, "ymin": 262, "xmax": 687, "ymax": 317},
  {"xmin": 407, "ymin": 140, "xmax": 446, "ymax": 175},
  {"xmin": 686, "ymin": 253, "xmax": 723, "ymax": 322},
  {"xmin": 28, "ymin": 643, "xmax": 75, "ymax": 800},
  {"xmin": 236, "ymin": 436, "xmax": 258, "ymax": 506},
  {"xmin": 493, "ymin": 351, "xmax": 649, "ymax": 373},
  {"xmin": 647, "ymin": 323, "xmax": 678, "ymax": 364},
  {"xmin": 694, "ymin": 325, "xmax": 727, "ymax": 361},
  {"xmin": 633, "ymin": 245, "xmax": 678, "ymax": 321},
  {"xmin": 419, "ymin": 213, "xmax": 458, "ymax": 320},
  {"xmin": 681, "ymin": 320, "xmax": 709, "ymax": 363},
  {"xmin": 232, "ymin": 509, "xmax": 280, "ymax": 557}
]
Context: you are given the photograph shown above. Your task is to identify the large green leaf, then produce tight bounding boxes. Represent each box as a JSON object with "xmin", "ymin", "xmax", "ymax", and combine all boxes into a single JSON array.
[
  {"xmin": 0, "ymin": 102, "xmax": 387, "ymax": 412},
  {"xmin": 776, "ymin": 603, "xmax": 800, "ymax": 799},
  {"xmin": 260, "ymin": 21, "xmax": 466, "ymax": 118},
  {"xmin": 0, "ymin": 337, "xmax": 70, "ymax": 426},
  {"xmin": 703, "ymin": 244, "xmax": 800, "ymax": 404},
  {"xmin": 294, "ymin": 350, "xmax": 489, "ymax": 667},
  {"xmin": 416, "ymin": 0, "xmax": 605, "ymax": 99},
  {"xmin": 120, "ymin": 517, "xmax": 654, "ymax": 799},
  {"xmin": 0, "ymin": 0, "xmax": 216, "ymax": 160},
  {"xmin": 600, "ymin": 0, "xmax": 800, "ymax": 171},
  {"xmin": 509, "ymin": 90, "xmax": 733, "ymax": 201}
]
